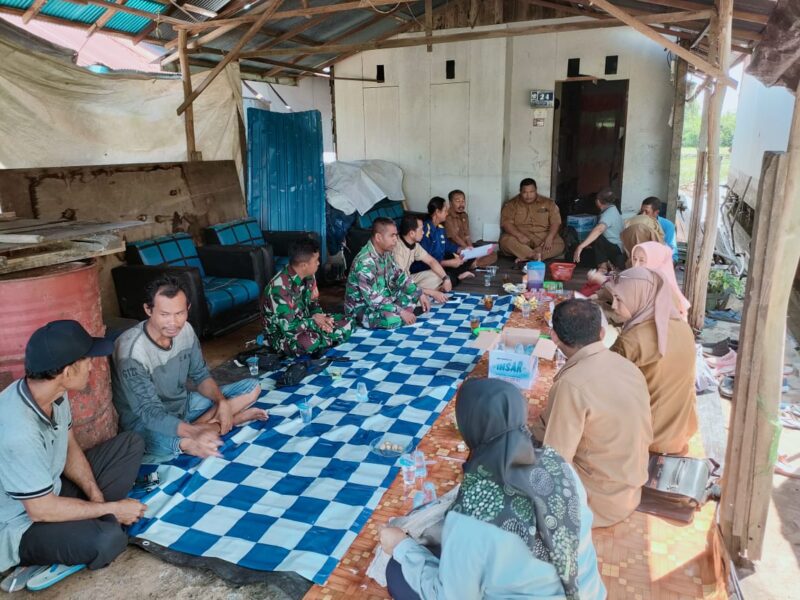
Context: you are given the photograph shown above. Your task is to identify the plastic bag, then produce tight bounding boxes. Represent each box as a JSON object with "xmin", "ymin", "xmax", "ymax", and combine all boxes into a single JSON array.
[{"xmin": 695, "ymin": 344, "xmax": 718, "ymax": 393}]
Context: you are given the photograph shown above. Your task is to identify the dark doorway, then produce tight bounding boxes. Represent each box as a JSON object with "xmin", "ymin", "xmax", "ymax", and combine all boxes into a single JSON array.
[{"xmin": 551, "ymin": 79, "xmax": 629, "ymax": 219}]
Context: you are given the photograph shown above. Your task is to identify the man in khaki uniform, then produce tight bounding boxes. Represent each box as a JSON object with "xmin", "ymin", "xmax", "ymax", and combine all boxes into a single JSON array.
[
  {"xmin": 533, "ymin": 299, "xmax": 652, "ymax": 528},
  {"xmin": 394, "ymin": 214, "xmax": 451, "ymax": 304},
  {"xmin": 444, "ymin": 190, "xmax": 497, "ymax": 268},
  {"xmin": 500, "ymin": 178, "xmax": 565, "ymax": 261}
]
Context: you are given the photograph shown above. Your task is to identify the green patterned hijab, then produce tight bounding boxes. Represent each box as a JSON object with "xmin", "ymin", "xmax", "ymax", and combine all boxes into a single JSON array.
[{"xmin": 450, "ymin": 378, "xmax": 582, "ymax": 599}]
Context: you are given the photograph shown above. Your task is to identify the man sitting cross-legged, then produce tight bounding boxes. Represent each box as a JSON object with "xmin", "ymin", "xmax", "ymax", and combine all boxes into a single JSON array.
[
  {"xmin": 112, "ymin": 276, "xmax": 267, "ymax": 461},
  {"xmin": 500, "ymin": 178, "xmax": 565, "ymax": 261},
  {"xmin": 0, "ymin": 320, "xmax": 145, "ymax": 589},
  {"xmin": 532, "ymin": 299, "xmax": 652, "ymax": 528},
  {"xmin": 263, "ymin": 237, "xmax": 353, "ymax": 357},
  {"xmin": 445, "ymin": 189, "xmax": 497, "ymax": 268},
  {"xmin": 393, "ymin": 213, "xmax": 452, "ymax": 305},
  {"xmin": 345, "ymin": 217, "xmax": 430, "ymax": 329}
]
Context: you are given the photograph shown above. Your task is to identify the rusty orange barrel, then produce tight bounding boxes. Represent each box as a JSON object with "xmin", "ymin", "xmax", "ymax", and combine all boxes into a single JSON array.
[{"xmin": 0, "ymin": 260, "xmax": 117, "ymax": 449}]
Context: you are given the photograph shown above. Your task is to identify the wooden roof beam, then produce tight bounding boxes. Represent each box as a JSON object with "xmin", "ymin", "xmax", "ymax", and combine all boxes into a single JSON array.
[
  {"xmin": 637, "ymin": 0, "xmax": 769, "ymax": 25},
  {"xmin": 587, "ymin": 0, "xmax": 734, "ymax": 86},
  {"xmin": 240, "ymin": 9, "xmax": 713, "ymax": 58},
  {"xmin": 264, "ymin": 11, "xmax": 391, "ymax": 77},
  {"xmin": 247, "ymin": 12, "xmax": 330, "ymax": 53},
  {"xmin": 82, "ymin": 0, "xmax": 193, "ymax": 26},
  {"xmin": 178, "ymin": 0, "xmax": 421, "ymax": 32},
  {"xmin": 0, "ymin": 4, "xmax": 166, "ymax": 44},
  {"xmin": 176, "ymin": 0, "xmax": 284, "ymax": 115},
  {"xmin": 22, "ymin": 0, "xmax": 47, "ymax": 24}
]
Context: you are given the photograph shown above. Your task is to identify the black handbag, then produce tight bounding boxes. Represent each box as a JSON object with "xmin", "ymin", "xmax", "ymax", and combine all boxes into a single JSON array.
[{"xmin": 637, "ymin": 454, "xmax": 720, "ymax": 523}]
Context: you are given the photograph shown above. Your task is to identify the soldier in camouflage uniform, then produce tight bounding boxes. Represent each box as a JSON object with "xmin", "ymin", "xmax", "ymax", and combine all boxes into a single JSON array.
[
  {"xmin": 263, "ymin": 238, "xmax": 353, "ymax": 356},
  {"xmin": 345, "ymin": 217, "xmax": 430, "ymax": 329}
]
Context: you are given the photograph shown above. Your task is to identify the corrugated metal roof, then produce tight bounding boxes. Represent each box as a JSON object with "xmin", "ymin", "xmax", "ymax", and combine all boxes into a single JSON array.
[
  {"xmin": 40, "ymin": 1, "xmax": 107, "ymax": 24},
  {"xmin": 0, "ymin": 0, "xmax": 31, "ymax": 10},
  {"xmin": 105, "ymin": 0, "xmax": 166, "ymax": 33}
]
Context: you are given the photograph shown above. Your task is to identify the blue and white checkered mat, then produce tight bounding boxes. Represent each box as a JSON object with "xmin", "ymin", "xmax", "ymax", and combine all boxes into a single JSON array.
[{"xmin": 129, "ymin": 293, "xmax": 512, "ymax": 584}]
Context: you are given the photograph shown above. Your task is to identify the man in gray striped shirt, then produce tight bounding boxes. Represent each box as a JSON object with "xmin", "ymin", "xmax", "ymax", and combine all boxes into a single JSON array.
[{"xmin": 112, "ymin": 276, "xmax": 268, "ymax": 461}]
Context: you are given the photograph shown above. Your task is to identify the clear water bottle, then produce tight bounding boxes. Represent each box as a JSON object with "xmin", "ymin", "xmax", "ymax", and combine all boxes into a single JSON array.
[
  {"xmin": 412, "ymin": 490, "xmax": 427, "ymax": 509},
  {"xmin": 423, "ymin": 481, "xmax": 437, "ymax": 504},
  {"xmin": 356, "ymin": 382, "xmax": 369, "ymax": 402},
  {"xmin": 515, "ymin": 343, "xmax": 524, "ymax": 354},
  {"xmin": 413, "ymin": 450, "xmax": 427, "ymax": 479}
]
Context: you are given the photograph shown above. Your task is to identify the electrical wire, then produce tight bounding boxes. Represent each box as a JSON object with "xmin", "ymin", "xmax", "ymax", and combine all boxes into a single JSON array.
[{"xmin": 364, "ymin": 0, "xmax": 403, "ymax": 15}]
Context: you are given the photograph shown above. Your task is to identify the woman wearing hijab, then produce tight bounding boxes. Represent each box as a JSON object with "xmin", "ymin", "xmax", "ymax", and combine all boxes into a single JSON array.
[
  {"xmin": 604, "ymin": 268, "xmax": 697, "ymax": 455},
  {"xmin": 620, "ymin": 215, "xmax": 664, "ymax": 264},
  {"xmin": 379, "ymin": 379, "xmax": 606, "ymax": 600},
  {"xmin": 630, "ymin": 241, "xmax": 690, "ymax": 320}
]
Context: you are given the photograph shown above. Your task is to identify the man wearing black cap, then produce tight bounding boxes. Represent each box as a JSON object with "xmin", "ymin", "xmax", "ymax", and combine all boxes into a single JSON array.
[{"xmin": 0, "ymin": 320, "xmax": 146, "ymax": 590}]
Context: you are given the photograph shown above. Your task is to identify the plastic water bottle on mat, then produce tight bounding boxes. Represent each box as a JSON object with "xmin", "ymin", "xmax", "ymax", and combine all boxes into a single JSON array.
[
  {"xmin": 412, "ymin": 490, "xmax": 427, "ymax": 509},
  {"xmin": 423, "ymin": 481, "xmax": 437, "ymax": 504},
  {"xmin": 413, "ymin": 450, "xmax": 427, "ymax": 480}
]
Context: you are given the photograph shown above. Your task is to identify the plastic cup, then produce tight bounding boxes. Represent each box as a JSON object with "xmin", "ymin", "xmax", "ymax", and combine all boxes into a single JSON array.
[
  {"xmin": 356, "ymin": 382, "xmax": 369, "ymax": 402},
  {"xmin": 400, "ymin": 454, "xmax": 416, "ymax": 487},
  {"xmin": 521, "ymin": 303, "xmax": 532, "ymax": 319},
  {"xmin": 298, "ymin": 401, "xmax": 312, "ymax": 424},
  {"xmin": 483, "ymin": 273, "xmax": 492, "ymax": 287},
  {"xmin": 246, "ymin": 356, "xmax": 259, "ymax": 377}
]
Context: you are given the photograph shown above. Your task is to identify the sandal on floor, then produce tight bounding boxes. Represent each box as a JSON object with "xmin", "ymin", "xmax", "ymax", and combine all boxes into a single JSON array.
[
  {"xmin": 719, "ymin": 376, "xmax": 734, "ymax": 399},
  {"xmin": 1, "ymin": 566, "xmax": 49, "ymax": 593},
  {"xmin": 26, "ymin": 564, "xmax": 86, "ymax": 592},
  {"xmin": 707, "ymin": 309, "xmax": 742, "ymax": 323}
]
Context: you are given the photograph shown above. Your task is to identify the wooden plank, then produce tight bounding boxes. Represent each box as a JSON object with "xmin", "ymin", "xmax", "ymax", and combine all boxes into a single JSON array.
[
  {"xmin": 683, "ymin": 90, "xmax": 709, "ymax": 308},
  {"xmin": 240, "ymin": 9, "xmax": 714, "ymax": 58},
  {"xmin": 176, "ymin": 0, "xmax": 284, "ymax": 115},
  {"xmin": 85, "ymin": 0, "xmax": 192, "ymax": 26},
  {"xmin": 0, "ymin": 212, "xmax": 16, "ymax": 221},
  {"xmin": 87, "ymin": 0, "xmax": 125, "ymax": 37},
  {"xmin": 247, "ymin": 12, "xmax": 329, "ymax": 53},
  {"xmin": 0, "ymin": 234, "xmax": 44, "ymax": 244},
  {"xmin": 638, "ymin": 0, "xmax": 770, "ymax": 25},
  {"xmin": 720, "ymin": 148, "xmax": 800, "ymax": 563},
  {"xmin": 666, "ymin": 54, "xmax": 688, "ymax": 221},
  {"xmin": 22, "ymin": 0, "xmax": 47, "ymax": 24},
  {"xmin": 686, "ymin": 0, "xmax": 733, "ymax": 331},
  {"xmin": 180, "ymin": 0, "xmax": 419, "ymax": 31},
  {"xmin": 178, "ymin": 29, "xmax": 199, "ymax": 161},
  {"xmin": 588, "ymin": 0, "xmax": 734, "ymax": 87},
  {"xmin": 425, "ymin": 0, "xmax": 433, "ymax": 51},
  {"xmin": 0, "ymin": 234, "xmax": 126, "ymax": 276}
]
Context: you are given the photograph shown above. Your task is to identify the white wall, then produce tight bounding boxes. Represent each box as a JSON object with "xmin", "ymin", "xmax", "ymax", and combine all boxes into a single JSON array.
[
  {"xmin": 242, "ymin": 77, "xmax": 335, "ymax": 159},
  {"xmin": 729, "ymin": 72, "xmax": 795, "ymax": 198},
  {"xmin": 506, "ymin": 27, "xmax": 674, "ymax": 215},
  {"xmin": 333, "ymin": 19, "xmax": 677, "ymax": 239}
]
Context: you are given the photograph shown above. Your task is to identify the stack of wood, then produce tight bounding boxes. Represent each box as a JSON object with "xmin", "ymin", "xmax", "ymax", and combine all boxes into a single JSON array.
[{"xmin": 0, "ymin": 213, "xmax": 139, "ymax": 275}]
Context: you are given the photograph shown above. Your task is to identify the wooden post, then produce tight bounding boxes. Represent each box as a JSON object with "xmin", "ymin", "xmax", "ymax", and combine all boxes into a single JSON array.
[
  {"xmin": 667, "ymin": 55, "xmax": 688, "ymax": 222},
  {"xmin": 176, "ymin": 0, "xmax": 284, "ymax": 116},
  {"xmin": 425, "ymin": 0, "xmax": 433, "ymax": 52},
  {"xmin": 684, "ymin": 90, "xmax": 710, "ymax": 304},
  {"xmin": 686, "ymin": 0, "xmax": 732, "ymax": 331},
  {"xmin": 178, "ymin": 29, "xmax": 200, "ymax": 161},
  {"xmin": 719, "ymin": 80, "xmax": 800, "ymax": 561}
]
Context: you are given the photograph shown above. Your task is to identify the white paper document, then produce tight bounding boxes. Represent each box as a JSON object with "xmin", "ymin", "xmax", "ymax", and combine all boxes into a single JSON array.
[{"xmin": 460, "ymin": 244, "xmax": 497, "ymax": 261}]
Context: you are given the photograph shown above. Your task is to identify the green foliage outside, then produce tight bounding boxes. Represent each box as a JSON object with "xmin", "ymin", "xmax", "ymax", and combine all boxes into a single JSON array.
[{"xmin": 679, "ymin": 98, "xmax": 735, "ymax": 189}]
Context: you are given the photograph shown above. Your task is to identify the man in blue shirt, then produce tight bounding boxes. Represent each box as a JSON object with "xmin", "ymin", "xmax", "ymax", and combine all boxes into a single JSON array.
[
  {"xmin": 641, "ymin": 196, "xmax": 678, "ymax": 262},
  {"xmin": 572, "ymin": 188, "xmax": 625, "ymax": 271},
  {"xmin": 415, "ymin": 196, "xmax": 474, "ymax": 286}
]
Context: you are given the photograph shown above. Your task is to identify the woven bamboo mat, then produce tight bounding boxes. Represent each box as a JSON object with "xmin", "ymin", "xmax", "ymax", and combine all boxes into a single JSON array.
[{"xmin": 304, "ymin": 309, "xmax": 728, "ymax": 600}]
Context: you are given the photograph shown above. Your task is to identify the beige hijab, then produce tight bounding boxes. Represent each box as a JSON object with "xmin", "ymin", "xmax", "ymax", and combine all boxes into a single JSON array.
[{"xmin": 604, "ymin": 267, "xmax": 681, "ymax": 356}]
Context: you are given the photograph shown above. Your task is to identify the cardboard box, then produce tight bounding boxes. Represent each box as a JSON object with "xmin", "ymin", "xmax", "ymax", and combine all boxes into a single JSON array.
[{"xmin": 488, "ymin": 328, "xmax": 541, "ymax": 389}]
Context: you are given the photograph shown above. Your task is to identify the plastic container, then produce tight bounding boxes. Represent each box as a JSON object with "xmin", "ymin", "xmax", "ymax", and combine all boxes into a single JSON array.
[
  {"xmin": 526, "ymin": 260, "xmax": 546, "ymax": 290},
  {"xmin": 297, "ymin": 401, "xmax": 312, "ymax": 424},
  {"xmin": 549, "ymin": 262, "xmax": 577, "ymax": 282},
  {"xmin": 246, "ymin": 356, "xmax": 259, "ymax": 376}
]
